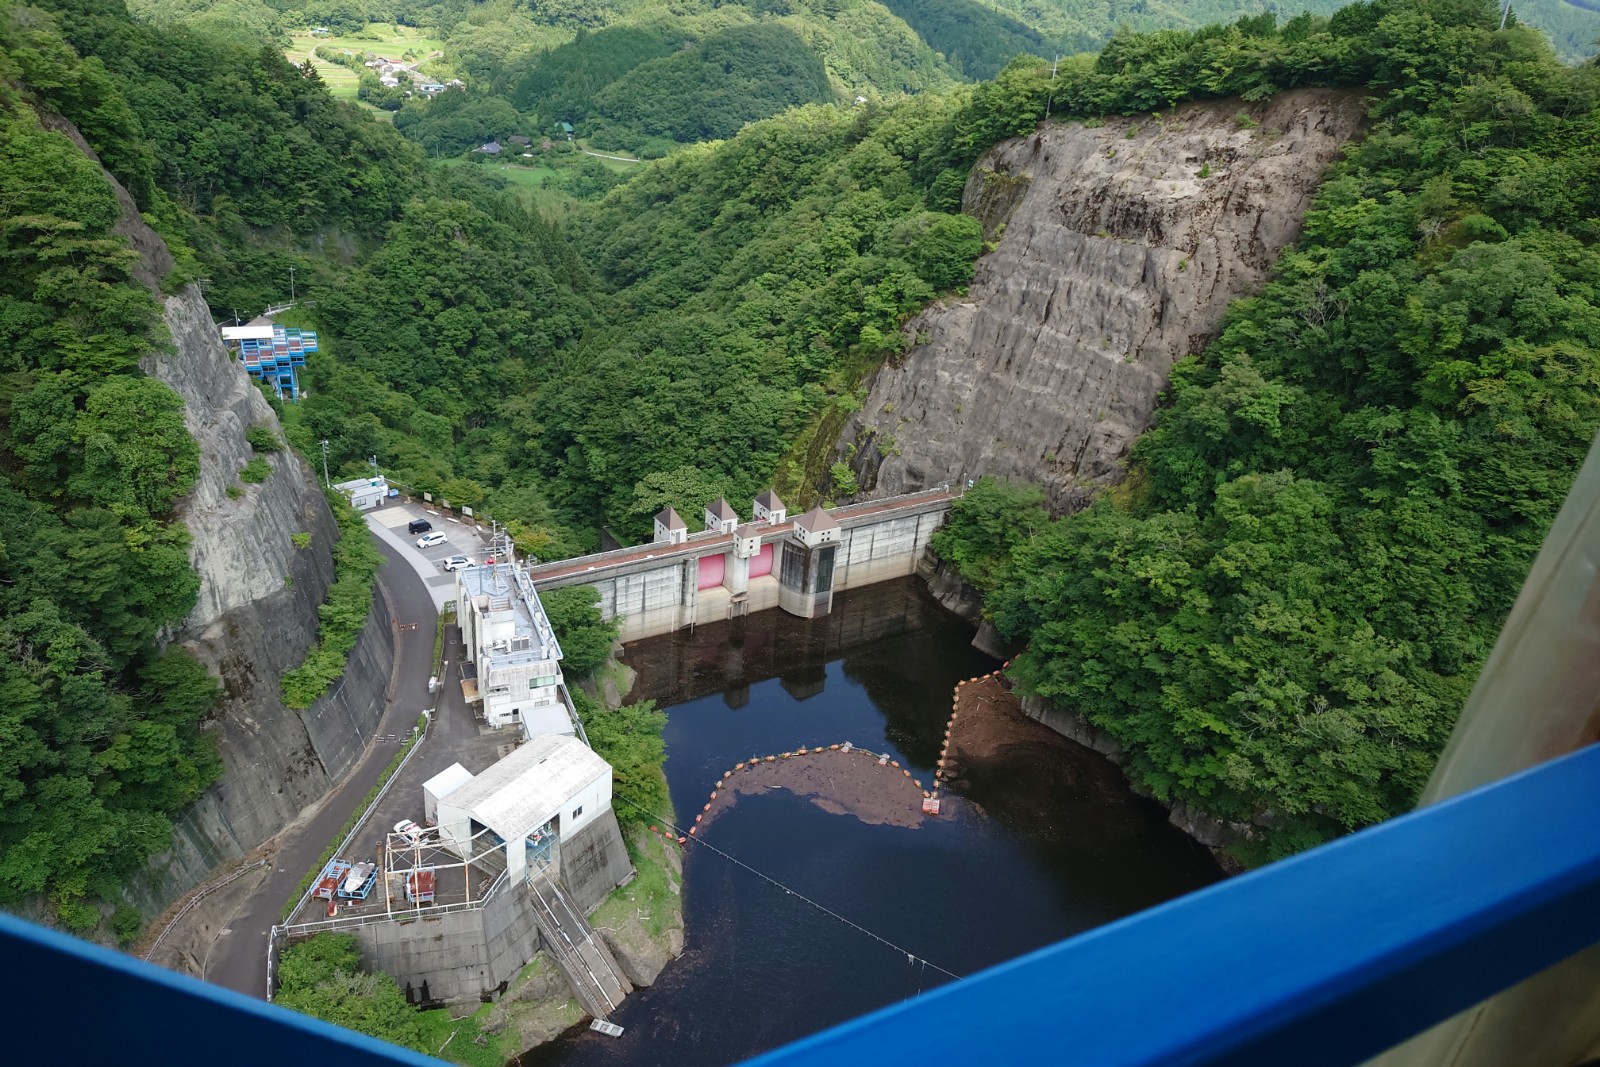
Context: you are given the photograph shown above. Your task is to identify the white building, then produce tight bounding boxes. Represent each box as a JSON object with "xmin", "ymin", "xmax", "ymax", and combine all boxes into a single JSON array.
[
  {"xmin": 333, "ymin": 475, "xmax": 388, "ymax": 510},
  {"xmin": 653, "ymin": 506, "xmax": 687, "ymax": 544},
  {"xmin": 457, "ymin": 560, "xmax": 575, "ymax": 736},
  {"xmin": 432, "ymin": 734, "xmax": 613, "ymax": 883},
  {"xmin": 704, "ymin": 498, "xmax": 738, "ymax": 534},
  {"xmin": 753, "ymin": 489, "xmax": 786, "ymax": 524},
  {"xmin": 792, "ymin": 505, "xmax": 841, "ymax": 547}
]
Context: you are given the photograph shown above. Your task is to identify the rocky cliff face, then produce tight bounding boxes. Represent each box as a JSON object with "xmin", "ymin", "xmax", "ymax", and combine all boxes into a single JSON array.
[
  {"xmin": 126, "ymin": 296, "xmax": 397, "ymax": 916},
  {"xmin": 837, "ymin": 89, "xmax": 1367, "ymax": 509},
  {"xmin": 47, "ymin": 114, "xmax": 400, "ymax": 915},
  {"xmin": 155, "ymin": 289, "xmax": 333, "ymax": 632}
]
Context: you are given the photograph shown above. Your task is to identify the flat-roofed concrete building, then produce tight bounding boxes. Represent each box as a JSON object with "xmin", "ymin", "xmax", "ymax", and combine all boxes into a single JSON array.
[
  {"xmin": 333, "ymin": 475, "xmax": 388, "ymax": 510},
  {"xmin": 457, "ymin": 562, "xmax": 575, "ymax": 735},
  {"xmin": 434, "ymin": 733, "xmax": 615, "ymax": 884}
]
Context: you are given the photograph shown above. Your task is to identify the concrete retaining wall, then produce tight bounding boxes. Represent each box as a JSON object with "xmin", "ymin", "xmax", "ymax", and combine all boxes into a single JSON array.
[
  {"xmin": 123, "ymin": 569, "xmax": 398, "ymax": 916},
  {"xmin": 835, "ymin": 512, "xmax": 942, "ymax": 591},
  {"xmin": 561, "ymin": 808, "xmax": 634, "ymax": 915},
  {"xmin": 353, "ymin": 880, "xmax": 543, "ymax": 1004},
  {"xmin": 301, "ymin": 587, "xmax": 399, "ymax": 783},
  {"xmin": 597, "ymin": 560, "xmax": 694, "ymax": 642}
]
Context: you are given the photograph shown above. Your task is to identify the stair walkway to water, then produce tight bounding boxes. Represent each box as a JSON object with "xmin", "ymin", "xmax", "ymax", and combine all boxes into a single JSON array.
[{"xmin": 524, "ymin": 872, "xmax": 628, "ymax": 1026}]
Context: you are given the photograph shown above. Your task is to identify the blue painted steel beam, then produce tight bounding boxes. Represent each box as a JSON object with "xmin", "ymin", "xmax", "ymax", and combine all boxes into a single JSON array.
[
  {"xmin": 0, "ymin": 912, "xmax": 443, "ymax": 1065},
  {"xmin": 4, "ymin": 745, "xmax": 1599, "ymax": 1066},
  {"xmin": 745, "ymin": 742, "xmax": 1600, "ymax": 1067}
]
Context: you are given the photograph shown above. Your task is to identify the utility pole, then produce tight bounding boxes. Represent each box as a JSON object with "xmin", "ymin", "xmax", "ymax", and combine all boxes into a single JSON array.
[
  {"xmin": 1499, "ymin": 0, "xmax": 1512, "ymax": 29},
  {"xmin": 320, "ymin": 439, "xmax": 331, "ymax": 487},
  {"xmin": 1045, "ymin": 54, "xmax": 1059, "ymax": 122}
]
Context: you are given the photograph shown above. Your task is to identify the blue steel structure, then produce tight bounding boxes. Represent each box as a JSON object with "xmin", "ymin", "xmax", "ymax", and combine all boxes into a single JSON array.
[
  {"xmin": 233, "ymin": 324, "xmax": 316, "ymax": 400},
  {"xmin": 3, "ymin": 743, "xmax": 1599, "ymax": 1065},
  {"xmin": 8, "ymin": 425, "xmax": 1600, "ymax": 1064}
]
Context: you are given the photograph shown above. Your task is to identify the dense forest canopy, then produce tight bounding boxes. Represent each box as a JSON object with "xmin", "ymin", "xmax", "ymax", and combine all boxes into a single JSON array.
[
  {"xmin": 0, "ymin": 6, "xmax": 224, "ymax": 932},
  {"xmin": 934, "ymin": 4, "xmax": 1600, "ymax": 861},
  {"xmin": 3, "ymin": 0, "xmax": 1598, "ymax": 941}
]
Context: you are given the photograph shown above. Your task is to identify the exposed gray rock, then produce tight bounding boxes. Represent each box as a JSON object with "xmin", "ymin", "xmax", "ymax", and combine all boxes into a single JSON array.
[
  {"xmin": 839, "ymin": 89, "xmax": 1367, "ymax": 511},
  {"xmin": 921, "ymin": 558, "xmax": 984, "ymax": 625},
  {"xmin": 153, "ymin": 287, "xmax": 329, "ymax": 633},
  {"xmin": 47, "ymin": 118, "xmax": 401, "ymax": 919},
  {"xmin": 596, "ymin": 925, "xmax": 673, "ymax": 989}
]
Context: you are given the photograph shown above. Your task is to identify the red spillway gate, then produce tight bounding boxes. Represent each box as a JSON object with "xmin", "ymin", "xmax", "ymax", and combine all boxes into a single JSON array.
[{"xmin": 697, "ymin": 552, "xmax": 725, "ymax": 590}]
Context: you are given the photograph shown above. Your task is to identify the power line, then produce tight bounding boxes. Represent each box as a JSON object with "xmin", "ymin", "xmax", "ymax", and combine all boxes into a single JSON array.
[{"xmin": 613, "ymin": 795, "xmax": 964, "ymax": 984}]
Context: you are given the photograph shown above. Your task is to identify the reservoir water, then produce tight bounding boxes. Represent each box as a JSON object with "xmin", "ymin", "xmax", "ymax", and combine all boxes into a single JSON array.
[{"xmin": 524, "ymin": 578, "xmax": 1220, "ymax": 1067}]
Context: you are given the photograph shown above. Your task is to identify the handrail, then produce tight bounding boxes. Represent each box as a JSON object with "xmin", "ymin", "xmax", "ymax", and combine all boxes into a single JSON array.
[
  {"xmin": 742, "ymin": 740, "xmax": 1600, "ymax": 1067},
  {"xmin": 12, "ymin": 744, "xmax": 1600, "ymax": 1065},
  {"xmin": 524, "ymin": 487, "xmax": 959, "ymax": 583}
]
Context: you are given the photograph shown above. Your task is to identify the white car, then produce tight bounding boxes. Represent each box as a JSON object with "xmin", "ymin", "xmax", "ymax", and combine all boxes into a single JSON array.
[
  {"xmin": 442, "ymin": 555, "xmax": 476, "ymax": 571},
  {"xmin": 417, "ymin": 531, "xmax": 447, "ymax": 549},
  {"xmin": 394, "ymin": 819, "xmax": 425, "ymax": 843}
]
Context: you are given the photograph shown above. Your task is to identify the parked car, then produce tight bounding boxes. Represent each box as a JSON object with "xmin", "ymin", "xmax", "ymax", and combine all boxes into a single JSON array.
[
  {"xmin": 408, "ymin": 518, "xmax": 432, "ymax": 534},
  {"xmin": 394, "ymin": 819, "xmax": 425, "ymax": 843},
  {"xmin": 417, "ymin": 531, "xmax": 447, "ymax": 549},
  {"xmin": 442, "ymin": 555, "xmax": 476, "ymax": 571}
]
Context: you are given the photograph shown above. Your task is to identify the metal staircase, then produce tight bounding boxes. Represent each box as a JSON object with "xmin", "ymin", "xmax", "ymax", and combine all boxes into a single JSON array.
[{"xmin": 524, "ymin": 872, "xmax": 629, "ymax": 1021}]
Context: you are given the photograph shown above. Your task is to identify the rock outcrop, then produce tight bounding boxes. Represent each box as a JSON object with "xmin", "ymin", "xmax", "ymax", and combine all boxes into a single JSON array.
[
  {"xmin": 837, "ymin": 88, "xmax": 1367, "ymax": 510},
  {"xmin": 45, "ymin": 111, "xmax": 401, "ymax": 916},
  {"xmin": 125, "ymin": 281, "xmax": 399, "ymax": 914}
]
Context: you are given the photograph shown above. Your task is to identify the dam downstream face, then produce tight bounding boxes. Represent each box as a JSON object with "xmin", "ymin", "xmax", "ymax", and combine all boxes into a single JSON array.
[{"xmin": 524, "ymin": 578, "xmax": 1220, "ymax": 1067}]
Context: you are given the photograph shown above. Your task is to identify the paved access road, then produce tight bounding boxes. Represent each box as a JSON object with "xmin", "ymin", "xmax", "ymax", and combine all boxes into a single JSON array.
[{"xmin": 203, "ymin": 539, "xmax": 437, "ymax": 997}]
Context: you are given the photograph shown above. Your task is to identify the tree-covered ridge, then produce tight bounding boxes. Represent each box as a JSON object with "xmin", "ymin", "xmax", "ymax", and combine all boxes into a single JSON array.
[
  {"xmin": 392, "ymin": 0, "xmax": 959, "ymax": 158},
  {"xmin": 936, "ymin": 2, "xmax": 1600, "ymax": 863},
  {"xmin": 881, "ymin": 0, "xmax": 1047, "ymax": 78},
  {"xmin": 0, "ymin": 9, "xmax": 222, "ymax": 931},
  {"xmin": 25, "ymin": 0, "xmax": 426, "ymax": 232},
  {"xmin": 299, "ymin": 82, "xmax": 988, "ymax": 544},
  {"xmin": 588, "ymin": 23, "xmax": 834, "ymax": 145},
  {"xmin": 964, "ymin": 0, "xmax": 1598, "ymax": 62},
  {"xmin": 303, "ymin": 0, "xmax": 1600, "ymax": 552}
]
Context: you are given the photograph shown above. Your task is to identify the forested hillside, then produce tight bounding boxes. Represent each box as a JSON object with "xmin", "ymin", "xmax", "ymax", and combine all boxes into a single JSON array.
[
  {"xmin": 0, "ymin": 7, "xmax": 222, "ymax": 933},
  {"xmin": 388, "ymin": 0, "xmax": 959, "ymax": 158},
  {"xmin": 5, "ymin": 0, "xmax": 1598, "ymax": 943},
  {"xmin": 933, "ymin": 3, "xmax": 1600, "ymax": 862},
  {"xmin": 0, "ymin": 0, "xmax": 593, "ymax": 933}
]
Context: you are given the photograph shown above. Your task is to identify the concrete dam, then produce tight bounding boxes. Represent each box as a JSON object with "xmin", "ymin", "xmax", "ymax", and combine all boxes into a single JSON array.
[{"xmin": 525, "ymin": 488, "xmax": 958, "ymax": 642}]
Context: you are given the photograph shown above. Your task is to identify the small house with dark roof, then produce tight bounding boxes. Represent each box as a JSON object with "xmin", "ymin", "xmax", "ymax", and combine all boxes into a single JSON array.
[
  {"xmin": 478, "ymin": 141, "xmax": 503, "ymax": 155},
  {"xmin": 508, "ymin": 135, "xmax": 533, "ymax": 147},
  {"xmin": 653, "ymin": 507, "xmax": 688, "ymax": 545},
  {"xmin": 705, "ymin": 498, "xmax": 738, "ymax": 534},
  {"xmin": 792, "ymin": 506, "xmax": 840, "ymax": 548},
  {"xmin": 753, "ymin": 489, "xmax": 786, "ymax": 524},
  {"xmin": 733, "ymin": 522, "xmax": 763, "ymax": 560}
]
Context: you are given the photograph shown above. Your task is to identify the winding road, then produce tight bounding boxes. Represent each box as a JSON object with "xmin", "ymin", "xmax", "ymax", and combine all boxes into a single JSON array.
[{"xmin": 200, "ymin": 540, "xmax": 438, "ymax": 997}]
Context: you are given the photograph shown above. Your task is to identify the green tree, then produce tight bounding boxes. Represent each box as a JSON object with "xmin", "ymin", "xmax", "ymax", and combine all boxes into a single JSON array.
[
  {"xmin": 541, "ymin": 585, "xmax": 618, "ymax": 678},
  {"xmin": 626, "ymin": 465, "xmax": 729, "ymax": 541},
  {"xmin": 276, "ymin": 934, "xmax": 428, "ymax": 1050},
  {"xmin": 70, "ymin": 376, "xmax": 199, "ymax": 520},
  {"xmin": 571, "ymin": 689, "xmax": 668, "ymax": 833},
  {"xmin": 930, "ymin": 477, "xmax": 1048, "ymax": 592}
]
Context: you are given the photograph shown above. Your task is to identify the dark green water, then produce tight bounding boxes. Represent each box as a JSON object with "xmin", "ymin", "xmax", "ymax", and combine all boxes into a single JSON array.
[{"xmin": 524, "ymin": 578, "xmax": 1220, "ymax": 1067}]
